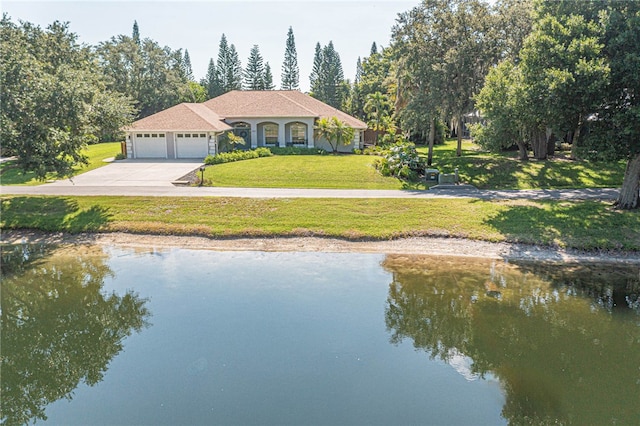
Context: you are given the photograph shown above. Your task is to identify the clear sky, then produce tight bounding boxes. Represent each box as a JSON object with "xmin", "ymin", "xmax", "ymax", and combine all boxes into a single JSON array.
[{"xmin": 3, "ymin": 0, "xmax": 418, "ymax": 91}]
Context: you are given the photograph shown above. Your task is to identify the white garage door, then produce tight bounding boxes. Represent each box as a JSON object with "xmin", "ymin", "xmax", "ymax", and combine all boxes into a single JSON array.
[
  {"xmin": 176, "ymin": 133, "xmax": 209, "ymax": 158},
  {"xmin": 134, "ymin": 133, "xmax": 167, "ymax": 158}
]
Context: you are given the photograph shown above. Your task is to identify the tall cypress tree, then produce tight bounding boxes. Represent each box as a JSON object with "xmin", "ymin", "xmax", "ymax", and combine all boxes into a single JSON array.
[
  {"xmin": 263, "ymin": 62, "xmax": 275, "ymax": 90},
  {"xmin": 132, "ymin": 20, "xmax": 140, "ymax": 45},
  {"xmin": 311, "ymin": 41, "xmax": 345, "ymax": 108},
  {"xmin": 228, "ymin": 44, "xmax": 243, "ymax": 91},
  {"xmin": 281, "ymin": 26, "xmax": 299, "ymax": 90},
  {"xmin": 183, "ymin": 49, "xmax": 194, "ymax": 81},
  {"xmin": 309, "ymin": 42, "xmax": 323, "ymax": 92},
  {"xmin": 244, "ymin": 44, "xmax": 265, "ymax": 90},
  {"xmin": 202, "ymin": 58, "xmax": 221, "ymax": 98}
]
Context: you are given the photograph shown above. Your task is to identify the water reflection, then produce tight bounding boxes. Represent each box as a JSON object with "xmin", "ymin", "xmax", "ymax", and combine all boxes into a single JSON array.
[
  {"xmin": 0, "ymin": 244, "xmax": 151, "ymax": 425},
  {"xmin": 383, "ymin": 255, "xmax": 640, "ymax": 425}
]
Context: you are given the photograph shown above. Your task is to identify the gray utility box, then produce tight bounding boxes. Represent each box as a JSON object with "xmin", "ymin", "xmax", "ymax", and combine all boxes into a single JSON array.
[
  {"xmin": 438, "ymin": 173, "xmax": 456, "ymax": 184},
  {"xmin": 425, "ymin": 168, "xmax": 439, "ymax": 182}
]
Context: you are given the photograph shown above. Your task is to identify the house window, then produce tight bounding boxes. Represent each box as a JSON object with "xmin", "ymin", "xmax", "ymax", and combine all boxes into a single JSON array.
[
  {"xmin": 136, "ymin": 134, "xmax": 142, "ymax": 138},
  {"xmin": 200, "ymin": 133, "xmax": 206, "ymax": 138},
  {"xmin": 291, "ymin": 123, "xmax": 306, "ymax": 144},
  {"xmin": 264, "ymin": 124, "xmax": 278, "ymax": 144},
  {"xmin": 151, "ymin": 133, "xmax": 158, "ymax": 138},
  {"xmin": 177, "ymin": 134, "xmax": 183, "ymax": 138},
  {"xmin": 144, "ymin": 133, "xmax": 150, "ymax": 137},
  {"xmin": 185, "ymin": 134, "xmax": 191, "ymax": 138},
  {"xmin": 159, "ymin": 133, "xmax": 165, "ymax": 137}
]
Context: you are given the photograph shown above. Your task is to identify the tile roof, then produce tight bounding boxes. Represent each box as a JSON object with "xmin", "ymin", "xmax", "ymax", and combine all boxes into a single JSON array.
[
  {"xmin": 205, "ymin": 91, "xmax": 368, "ymax": 129},
  {"xmin": 125, "ymin": 103, "xmax": 232, "ymax": 132},
  {"xmin": 126, "ymin": 91, "xmax": 367, "ymax": 132}
]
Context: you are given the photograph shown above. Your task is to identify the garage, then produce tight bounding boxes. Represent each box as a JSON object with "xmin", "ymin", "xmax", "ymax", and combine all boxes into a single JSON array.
[
  {"xmin": 134, "ymin": 133, "xmax": 167, "ymax": 158},
  {"xmin": 176, "ymin": 133, "xmax": 209, "ymax": 158}
]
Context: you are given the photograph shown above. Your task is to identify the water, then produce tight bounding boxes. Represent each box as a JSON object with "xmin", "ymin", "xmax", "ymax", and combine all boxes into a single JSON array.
[{"xmin": 1, "ymin": 244, "xmax": 639, "ymax": 425}]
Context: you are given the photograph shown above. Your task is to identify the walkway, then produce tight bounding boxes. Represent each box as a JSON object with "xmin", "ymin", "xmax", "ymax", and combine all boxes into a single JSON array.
[{"xmin": 0, "ymin": 184, "xmax": 620, "ymax": 201}]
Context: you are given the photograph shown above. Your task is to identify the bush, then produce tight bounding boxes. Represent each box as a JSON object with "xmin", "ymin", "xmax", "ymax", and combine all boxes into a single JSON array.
[
  {"xmin": 374, "ymin": 141, "xmax": 424, "ymax": 179},
  {"xmin": 114, "ymin": 152, "xmax": 126, "ymax": 160},
  {"xmin": 204, "ymin": 147, "xmax": 272, "ymax": 165},
  {"xmin": 268, "ymin": 146, "xmax": 326, "ymax": 155}
]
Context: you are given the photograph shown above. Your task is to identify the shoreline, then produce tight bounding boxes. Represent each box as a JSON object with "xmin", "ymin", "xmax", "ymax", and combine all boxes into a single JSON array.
[{"xmin": 2, "ymin": 230, "xmax": 639, "ymax": 264}]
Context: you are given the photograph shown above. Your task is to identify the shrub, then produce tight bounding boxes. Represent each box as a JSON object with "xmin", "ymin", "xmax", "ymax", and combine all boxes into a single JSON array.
[
  {"xmin": 204, "ymin": 147, "xmax": 272, "ymax": 165},
  {"xmin": 114, "ymin": 153, "xmax": 126, "ymax": 160},
  {"xmin": 374, "ymin": 141, "xmax": 424, "ymax": 179},
  {"xmin": 268, "ymin": 146, "xmax": 326, "ymax": 155},
  {"xmin": 353, "ymin": 148, "xmax": 362, "ymax": 155}
]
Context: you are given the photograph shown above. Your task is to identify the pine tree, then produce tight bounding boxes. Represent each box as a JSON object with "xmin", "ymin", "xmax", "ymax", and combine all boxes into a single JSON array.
[
  {"xmin": 309, "ymin": 42, "xmax": 323, "ymax": 92},
  {"xmin": 132, "ymin": 20, "xmax": 140, "ymax": 45},
  {"xmin": 281, "ymin": 26, "xmax": 299, "ymax": 90},
  {"xmin": 244, "ymin": 44, "xmax": 265, "ymax": 90},
  {"xmin": 183, "ymin": 49, "xmax": 194, "ymax": 81},
  {"xmin": 263, "ymin": 62, "xmax": 275, "ymax": 90},
  {"xmin": 228, "ymin": 44, "xmax": 243, "ymax": 91},
  {"xmin": 216, "ymin": 34, "xmax": 231, "ymax": 91},
  {"xmin": 311, "ymin": 41, "xmax": 345, "ymax": 108},
  {"xmin": 216, "ymin": 34, "xmax": 242, "ymax": 93},
  {"xmin": 202, "ymin": 58, "xmax": 221, "ymax": 98},
  {"xmin": 370, "ymin": 41, "xmax": 378, "ymax": 56},
  {"xmin": 355, "ymin": 57, "xmax": 363, "ymax": 84}
]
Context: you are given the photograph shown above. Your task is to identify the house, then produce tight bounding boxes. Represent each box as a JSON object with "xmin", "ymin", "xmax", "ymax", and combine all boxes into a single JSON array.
[{"xmin": 124, "ymin": 91, "xmax": 368, "ymax": 159}]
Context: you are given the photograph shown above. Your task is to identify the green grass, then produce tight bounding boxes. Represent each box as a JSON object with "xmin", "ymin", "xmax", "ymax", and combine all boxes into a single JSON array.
[
  {"xmin": 204, "ymin": 154, "xmax": 422, "ymax": 189},
  {"xmin": 2, "ymin": 195, "xmax": 638, "ymax": 251},
  {"xmin": 0, "ymin": 142, "xmax": 122, "ymax": 186},
  {"xmin": 418, "ymin": 139, "xmax": 625, "ymax": 189}
]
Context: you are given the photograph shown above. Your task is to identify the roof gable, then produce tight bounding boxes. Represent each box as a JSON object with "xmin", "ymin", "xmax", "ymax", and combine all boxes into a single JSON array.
[{"xmin": 126, "ymin": 103, "xmax": 232, "ymax": 132}]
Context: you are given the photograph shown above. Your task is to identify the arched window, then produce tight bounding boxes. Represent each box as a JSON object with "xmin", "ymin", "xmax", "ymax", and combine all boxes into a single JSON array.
[{"xmin": 264, "ymin": 124, "xmax": 278, "ymax": 144}]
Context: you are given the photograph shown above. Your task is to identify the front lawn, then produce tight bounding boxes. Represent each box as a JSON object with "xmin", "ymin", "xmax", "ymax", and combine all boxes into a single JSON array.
[
  {"xmin": 203, "ymin": 154, "xmax": 421, "ymax": 189},
  {"xmin": 0, "ymin": 142, "xmax": 122, "ymax": 186},
  {"xmin": 419, "ymin": 139, "xmax": 625, "ymax": 189},
  {"xmin": 2, "ymin": 195, "xmax": 639, "ymax": 251}
]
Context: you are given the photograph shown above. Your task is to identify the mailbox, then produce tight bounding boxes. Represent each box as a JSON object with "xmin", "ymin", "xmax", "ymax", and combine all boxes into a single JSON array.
[{"xmin": 425, "ymin": 168, "xmax": 439, "ymax": 182}]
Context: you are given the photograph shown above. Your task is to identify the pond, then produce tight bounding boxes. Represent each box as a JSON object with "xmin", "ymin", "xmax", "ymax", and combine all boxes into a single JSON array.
[{"xmin": 1, "ymin": 244, "xmax": 639, "ymax": 425}]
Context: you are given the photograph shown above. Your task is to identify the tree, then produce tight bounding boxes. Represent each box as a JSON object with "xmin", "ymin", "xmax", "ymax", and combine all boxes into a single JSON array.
[
  {"xmin": 281, "ymin": 26, "xmax": 299, "ymax": 90},
  {"xmin": 0, "ymin": 244, "xmax": 150, "ymax": 425},
  {"xmin": 263, "ymin": 62, "xmax": 275, "ymax": 90},
  {"xmin": 314, "ymin": 117, "xmax": 355, "ymax": 153},
  {"xmin": 183, "ymin": 48, "xmax": 194, "ymax": 81},
  {"xmin": 310, "ymin": 41, "xmax": 346, "ymax": 108},
  {"xmin": 201, "ymin": 58, "xmax": 221, "ymax": 99},
  {"xmin": 132, "ymin": 20, "xmax": 140, "ymax": 45},
  {"xmin": 364, "ymin": 92, "xmax": 392, "ymax": 141},
  {"xmin": 216, "ymin": 34, "xmax": 242, "ymax": 93},
  {"xmin": 244, "ymin": 44, "xmax": 265, "ymax": 90},
  {"xmin": 370, "ymin": 41, "xmax": 378, "ymax": 55},
  {"xmin": 0, "ymin": 17, "xmax": 134, "ymax": 179},
  {"xmin": 393, "ymin": 0, "xmax": 498, "ymax": 156}
]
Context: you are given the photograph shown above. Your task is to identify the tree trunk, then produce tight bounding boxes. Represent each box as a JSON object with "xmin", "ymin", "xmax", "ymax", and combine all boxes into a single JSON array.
[
  {"xmin": 427, "ymin": 118, "xmax": 435, "ymax": 166},
  {"xmin": 571, "ymin": 116, "xmax": 583, "ymax": 160},
  {"xmin": 531, "ymin": 127, "xmax": 548, "ymax": 160},
  {"xmin": 615, "ymin": 153, "xmax": 640, "ymax": 210},
  {"xmin": 456, "ymin": 114, "xmax": 462, "ymax": 157},
  {"xmin": 517, "ymin": 141, "xmax": 529, "ymax": 161}
]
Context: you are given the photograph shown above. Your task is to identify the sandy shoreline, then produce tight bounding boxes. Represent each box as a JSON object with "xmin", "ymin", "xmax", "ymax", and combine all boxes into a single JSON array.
[{"xmin": 2, "ymin": 230, "xmax": 638, "ymax": 264}]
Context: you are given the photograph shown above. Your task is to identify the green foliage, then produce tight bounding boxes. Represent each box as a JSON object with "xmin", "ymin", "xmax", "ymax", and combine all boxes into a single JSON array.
[
  {"xmin": 216, "ymin": 34, "xmax": 243, "ymax": 93},
  {"xmin": 0, "ymin": 17, "xmax": 134, "ymax": 179},
  {"xmin": 309, "ymin": 41, "xmax": 347, "ymax": 108},
  {"xmin": 314, "ymin": 117, "xmax": 356, "ymax": 153},
  {"xmin": 204, "ymin": 147, "xmax": 272, "ymax": 165},
  {"xmin": 244, "ymin": 44, "xmax": 265, "ymax": 90},
  {"xmin": 114, "ymin": 152, "xmax": 126, "ymax": 160},
  {"xmin": 281, "ymin": 26, "xmax": 299, "ymax": 90},
  {"xmin": 268, "ymin": 147, "xmax": 325, "ymax": 156},
  {"xmin": 375, "ymin": 141, "xmax": 424, "ymax": 180}
]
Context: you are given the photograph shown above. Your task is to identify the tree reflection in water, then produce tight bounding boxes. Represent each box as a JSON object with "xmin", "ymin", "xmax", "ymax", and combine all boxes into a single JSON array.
[
  {"xmin": 0, "ymin": 244, "xmax": 151, "ymax": 425},
  {"xmin": 383, "ymin": 255, "xmax": 640, "ymax": 425}
]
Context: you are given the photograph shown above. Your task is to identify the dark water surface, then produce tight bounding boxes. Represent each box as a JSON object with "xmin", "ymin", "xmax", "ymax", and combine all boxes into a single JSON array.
[{"xmin": 1, "ymin": 244, "xmax": 639, "ymax": 425}]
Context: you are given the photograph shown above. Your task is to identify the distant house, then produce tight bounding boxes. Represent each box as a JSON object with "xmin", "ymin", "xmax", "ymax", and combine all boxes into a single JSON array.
[{"xmin": 124, "ymin": 91, "xmax": 367, "ymax": 159}]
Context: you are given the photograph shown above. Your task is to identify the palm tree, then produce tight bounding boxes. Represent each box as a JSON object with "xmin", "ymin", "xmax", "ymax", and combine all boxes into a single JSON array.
[
  {"xmin": 364, "ymin": 92, "xmax": 392, "ymax": 144},
  {"xmin": 314, "ymin": 117, "xmax": 355, "ymax": 153}
]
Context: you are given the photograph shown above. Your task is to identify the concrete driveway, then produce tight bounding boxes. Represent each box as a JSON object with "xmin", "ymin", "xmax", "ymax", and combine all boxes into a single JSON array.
[{"xmin": 47, "ymin": 159, "xmax": 203, "ymax": 187}]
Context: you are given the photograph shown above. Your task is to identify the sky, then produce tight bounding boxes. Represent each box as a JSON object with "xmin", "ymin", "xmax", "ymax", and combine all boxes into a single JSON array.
[{"xmin": 3, "ymin": 0, "xmax": 418, "ymax": 92}]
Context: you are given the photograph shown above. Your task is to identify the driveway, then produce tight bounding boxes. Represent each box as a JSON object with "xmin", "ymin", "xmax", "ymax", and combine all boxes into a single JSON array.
[{"xmin": 46, "ymin": 159, "xmax": 203, "ymax": 187}]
